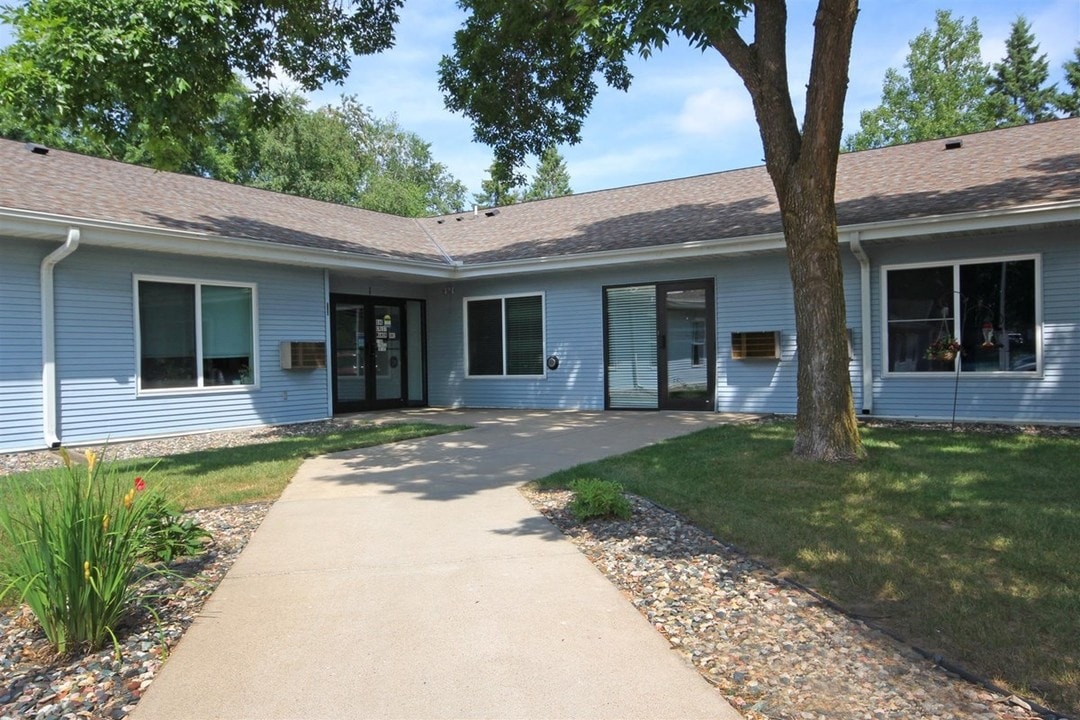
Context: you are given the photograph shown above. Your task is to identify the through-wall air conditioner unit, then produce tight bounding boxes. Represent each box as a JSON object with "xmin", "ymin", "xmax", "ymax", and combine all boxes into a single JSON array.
[
  {"xmin": 280, "ymin": 341, "xmax": 327, "ymax": 370},
  {"xmin": 730, "ymin": 331, "xmax": 781, "ymax": 360}
]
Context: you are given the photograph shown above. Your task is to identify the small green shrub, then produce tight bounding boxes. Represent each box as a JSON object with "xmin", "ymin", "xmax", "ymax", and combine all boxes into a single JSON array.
[
  {"xmin": 139, "ymin": 497, "xmax": 211, "ymax": 564},
  {"xmin": 568, "ymin": 478, "xmax": 632, "ymax": 522},
  {"xmin": 0, "ymin": 450, "xmax": 165, "ymax": 655}
]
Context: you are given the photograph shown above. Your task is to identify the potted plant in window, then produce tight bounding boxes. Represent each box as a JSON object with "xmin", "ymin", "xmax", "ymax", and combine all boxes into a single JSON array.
[{"xmin": 926, "ymin": 336, "xmax": 962, "ymax": 362}]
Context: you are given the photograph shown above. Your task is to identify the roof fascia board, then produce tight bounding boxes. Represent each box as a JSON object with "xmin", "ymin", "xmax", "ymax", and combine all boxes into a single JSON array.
[
  {"xmin": 452, "ymin": 234, "xmax": 789, "ymax": 278},
  {"xmin": 0, "ymin": 208, "xmax": 453, "ymax": 279},
  {"xmin": 840, "ymin": 201, "xmax": 1080, "ymax": 243},
  {"xmin": 5, "ymin": 199, "xmax": 1077, "ymax": 283}
]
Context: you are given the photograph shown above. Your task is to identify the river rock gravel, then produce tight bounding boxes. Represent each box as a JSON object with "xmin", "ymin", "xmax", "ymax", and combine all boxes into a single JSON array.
[
  {"xmin": 0, "ymin": 502, "xmax": 270, "ymax": 720},
  {"xmin": 520, "ymin": 486, "xmax": 1061, "ymax": 720},
  {"xmin": 0, "ymin": 421, "xmax": 347, "ymax": 720}
]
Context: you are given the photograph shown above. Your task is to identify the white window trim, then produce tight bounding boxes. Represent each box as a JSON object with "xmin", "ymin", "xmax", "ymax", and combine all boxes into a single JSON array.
[
  {"xmin": 880, "ymin": 254, "xmax": 1042, "ymax": 378},
  {"xmin": 463, "ymin": 291, "xmax": 547, "ymax": 379},
  {"xmin": 134, "ymin": 274, "xmax": 260, "ymax": 395}
]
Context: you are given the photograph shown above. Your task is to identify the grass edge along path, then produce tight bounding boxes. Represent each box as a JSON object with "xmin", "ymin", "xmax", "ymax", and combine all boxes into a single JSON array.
[
  {"xmin": 535, "ymin": 420, "xmax": 1079, "ymax": 716},
  {"xmin": 0, "ymin": 421, "xmax": 465, "ymax": 515}
]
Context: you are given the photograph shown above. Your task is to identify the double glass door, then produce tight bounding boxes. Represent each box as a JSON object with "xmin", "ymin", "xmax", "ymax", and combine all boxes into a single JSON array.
[{"xmin": 331, "ymin": 296, "xmax": 414, "ymax": 412}]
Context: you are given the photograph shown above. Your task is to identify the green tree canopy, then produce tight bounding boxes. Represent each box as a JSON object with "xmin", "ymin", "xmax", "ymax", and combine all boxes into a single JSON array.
[
  {"xmin": 352, "ymin": 111, "xmax": 468, "ymax": 216},
  {"xmin": 241, "ymin": 96, "xmax": 467, "ymax": 216},
  {"xmin": 845, "ymin": 10, "xmax": 996, "ymax": 151},
  {"xmin": 0, "ymin": 0, "xmax": 402, "ymax": 168},
  {"xmin": 442, "ymin": 0, "xmax": 864, "ymax": 461},
  {"xmin": 988, "ymin": 16, "xmax": 1057, "ymax": 125}
]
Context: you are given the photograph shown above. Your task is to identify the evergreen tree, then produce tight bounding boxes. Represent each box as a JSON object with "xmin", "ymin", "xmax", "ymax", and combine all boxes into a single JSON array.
[
  {"xmin": 523, "ymin": 147, "xmax": 572, "ymax": 201},
  {"xmin": 1056, "ymin": 46, "xmax": 1080, "ymax": 117},
  {"xmin": 472, "ymin": 160, "xmax": 520, "ymax": 208},
  {"xmin": 988, "ymin": 16, "xmax": 1056, "ymax": 125},
  {"xmin": 845, "ymin": 10, "xmax": 995, "ymax": 151}
]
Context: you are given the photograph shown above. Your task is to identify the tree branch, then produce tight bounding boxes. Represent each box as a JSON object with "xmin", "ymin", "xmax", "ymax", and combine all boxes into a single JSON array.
[
  {"xmin": 802, "ymin": 0, "xmax": 858, "ymax": 183},
  {"xmin": 710, "ymin": 1, "xmax": 800, "ymax": 189}
]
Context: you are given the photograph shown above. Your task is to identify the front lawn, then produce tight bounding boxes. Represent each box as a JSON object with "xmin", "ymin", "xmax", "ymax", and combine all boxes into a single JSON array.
[
  {"xmin": 536, "ymin": 420, "xmax": 1080, "ymax": 715},
  {"xmin": 0, "ymin": 421, "xmax": 463, "ymax": 511}
]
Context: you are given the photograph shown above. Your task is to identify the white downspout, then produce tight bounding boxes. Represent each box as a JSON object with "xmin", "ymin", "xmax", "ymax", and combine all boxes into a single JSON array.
[
  {"xmin": 41, "ymin": 227, "xmax": 81, "ymax": 447},
  {"xmin": 849, "ymin": 233, "xmax": 873, "ymax": 415}
]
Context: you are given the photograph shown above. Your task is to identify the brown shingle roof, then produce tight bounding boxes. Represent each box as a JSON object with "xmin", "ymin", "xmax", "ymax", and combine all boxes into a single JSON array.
[
  {"xmin": 424, "ymin": 118, "xmax": 1080, "ymax": 264},
  {"xmin": 0, "ymin": 141, "xmax": 444, "ymax": 263},
  {"xmin": 2, "ymin": 119, "xmax": 1077, "ymax": 267}
]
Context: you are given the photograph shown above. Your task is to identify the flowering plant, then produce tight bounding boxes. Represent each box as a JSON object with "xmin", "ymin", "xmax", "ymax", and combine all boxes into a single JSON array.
[
  {"xmin": 1, "ymin": 448, "xmax": 212, "ymax": 659},
  {"xmin": 926, "ymin": 336, "xmax": 962, "ymax": 360}
]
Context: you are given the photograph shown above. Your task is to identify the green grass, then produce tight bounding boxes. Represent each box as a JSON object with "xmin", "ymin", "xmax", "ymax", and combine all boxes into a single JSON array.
[
  {"xmin": 0, "ymin": 421, "xmax": 462, "ymax": 516},
  {"xmin": 535, "ymin": 420, "xmax": 1080, "ymax": 715}
]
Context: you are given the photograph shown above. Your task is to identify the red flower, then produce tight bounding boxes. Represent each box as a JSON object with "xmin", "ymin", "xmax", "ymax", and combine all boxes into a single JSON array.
[{"xmin": 134, "ymin": 477, "xmax": 146, "ymax": 492}]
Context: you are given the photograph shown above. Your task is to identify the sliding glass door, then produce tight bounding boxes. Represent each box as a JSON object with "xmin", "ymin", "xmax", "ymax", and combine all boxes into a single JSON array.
[{"xmin": 604, "ymin": 279, "xmax": 715, "ymax": 410}]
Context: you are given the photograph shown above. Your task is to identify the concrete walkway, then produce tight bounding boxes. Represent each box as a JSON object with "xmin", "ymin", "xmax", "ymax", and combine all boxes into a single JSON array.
[{"xmin": 132, "ymin": 410, "xmax": 748, "ymax": 720}]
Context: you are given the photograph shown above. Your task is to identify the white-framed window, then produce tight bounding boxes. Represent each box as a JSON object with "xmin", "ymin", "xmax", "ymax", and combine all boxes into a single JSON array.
[
  {"xmin": 135, "ymin": 276, "xmax": 258, "ymax": 392},
  {"xmin": 882, "ymin": 255, "xmax": 1040, "ymax": 374},
  {"xmin": 464, "ymin": 293, "xmax": 545, "ymax": 377},
  {"xmin": 690, "ymin": 318, "xmax": 706, "ymax": 367}
]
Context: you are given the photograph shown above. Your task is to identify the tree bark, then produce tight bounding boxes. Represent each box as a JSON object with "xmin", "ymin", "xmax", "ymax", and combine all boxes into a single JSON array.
[
  {"xmin": 780, "ymin": 175, "xmax": 863, "ymax": 460},
  {"xmin": 712, "ymin": 0, "xmax": 864, "ymax": 461}
]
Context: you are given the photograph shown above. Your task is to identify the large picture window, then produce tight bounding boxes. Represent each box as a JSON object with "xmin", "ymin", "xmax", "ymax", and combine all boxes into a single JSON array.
[
  {"xmin": 465, "ymin": 294, "xmax": 544, "ymax": 376},
  {"xmin": 885, "ymin": 257, "xmax": 1038, "ymax": 373},
  {"xmin": 137, "ymin": 278, "xmax": 256, "ymax": 390}
]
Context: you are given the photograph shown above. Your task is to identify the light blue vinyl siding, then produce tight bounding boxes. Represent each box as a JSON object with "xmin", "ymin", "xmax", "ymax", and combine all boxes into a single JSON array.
[
  {"xmin": 329, "ymin": 275, "xmax": 430, "ymax": 300},
  {"xmin": 427, "ymin": 270, "xmax": 606, "ymax": 409},
  {"xmin": 868, "ymin": 226, "xmax": 1079, "ymax": 424},
  {"xmin": 428, "ymin": 260, "xmax": 842, "ymax": 414},
  {"xmin": 716, "ymin": 253, "xmax": 796, "ymax": 414},
  {"xmin": 51, "ymin": 246, "xmax": 329, "ymax": 446},
  {"xmin": 0, "ymin": 239, "xmax": 48, "ymax": 452}
]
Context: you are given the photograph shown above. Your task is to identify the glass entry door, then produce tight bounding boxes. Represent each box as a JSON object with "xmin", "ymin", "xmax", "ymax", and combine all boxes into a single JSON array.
[
  {"xmin": 604, "ymin": 279, "xmax": 714, "ymax": 411},
  {"xmin": 331, "ymin": 295, "xmax": 421, "ymax": 412},
  {"xmin": 372, "ymin": 304, "xmax": 403, "ymax": 404},
  {"xmin": 333, "ymin": 302, "xmax": 367, "ymax": 410},
  {"xmin": 658, "ymin": 283, "xmax": 714, "ymax": 410}
]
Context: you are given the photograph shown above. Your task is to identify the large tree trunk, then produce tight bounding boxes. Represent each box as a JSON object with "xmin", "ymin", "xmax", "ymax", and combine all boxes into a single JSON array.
[
  {"xmin": 780, "ymin": 175, "xmax": 863, "ymax": 460},
  {"xmin": 713, "ymin": 0, "xmax": 864, "ymax": 460}
]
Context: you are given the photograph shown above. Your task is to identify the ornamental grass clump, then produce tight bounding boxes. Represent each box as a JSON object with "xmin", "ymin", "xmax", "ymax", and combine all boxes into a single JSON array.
[
  {"xmin": 0, "ymin": 450, "xmax": 159, "ymax": 655},
  {"xmin": 568, "ymin": 478, "xmax": 632, "ymax": 522}
]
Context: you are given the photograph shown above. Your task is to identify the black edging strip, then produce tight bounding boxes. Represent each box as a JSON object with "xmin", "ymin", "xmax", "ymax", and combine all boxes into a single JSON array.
[{"xmin": 632, "ymin": 495, "xmax": 1073, "ymax": 720}]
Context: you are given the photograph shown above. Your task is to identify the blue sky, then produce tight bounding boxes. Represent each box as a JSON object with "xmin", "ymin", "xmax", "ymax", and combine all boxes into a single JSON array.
[{"xmin": 3, "ymin": 1, "xmax": 1078, "ymax": 196}]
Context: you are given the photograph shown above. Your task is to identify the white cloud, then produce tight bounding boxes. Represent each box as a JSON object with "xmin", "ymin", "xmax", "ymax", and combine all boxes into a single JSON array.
[
  {"xmin": 566, "ymin": 143, "xmax": 685, "ymax": 192},
  {"xmin": 676, "ymin": 87, "xmax": 754, "ymax": 137}
]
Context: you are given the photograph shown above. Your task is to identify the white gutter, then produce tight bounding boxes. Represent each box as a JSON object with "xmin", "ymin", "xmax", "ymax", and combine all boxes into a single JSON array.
[
  {"xmin": 3, "ymin": 199, "xmax": 1078, "ymax": 282},
  {"xmin": 40, "ymin": 227, "xmax": 80, "ymax": 447},
  {"xmin": 848, "ymin": 232, "xmax": 873, "ymax": 415}
]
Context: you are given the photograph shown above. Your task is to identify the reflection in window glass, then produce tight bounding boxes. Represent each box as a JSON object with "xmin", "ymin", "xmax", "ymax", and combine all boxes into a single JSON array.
[
  {"xmin": 465, "ymin": 295, "xmax": 544, "ymax": 376},
  {"xmin": 885, "ymin": 259, "xmax": 1036, "ymax": 373},
  {"xmin": 138, "ymin": 280, "xmax": 256, "ymax": 390},
  {"xmin": 139, "ymin": 282, "xmax": 197, "ymax": 389}
]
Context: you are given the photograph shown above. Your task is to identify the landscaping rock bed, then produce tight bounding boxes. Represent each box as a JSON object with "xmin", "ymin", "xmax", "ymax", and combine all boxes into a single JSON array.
[
  {"xmin": 0, "ymin": 502, "xmax": 270, "ymax": 720},
  {"xmin": 521, "ymin": 485, "xmax": 1059, "ymax": 720}
]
